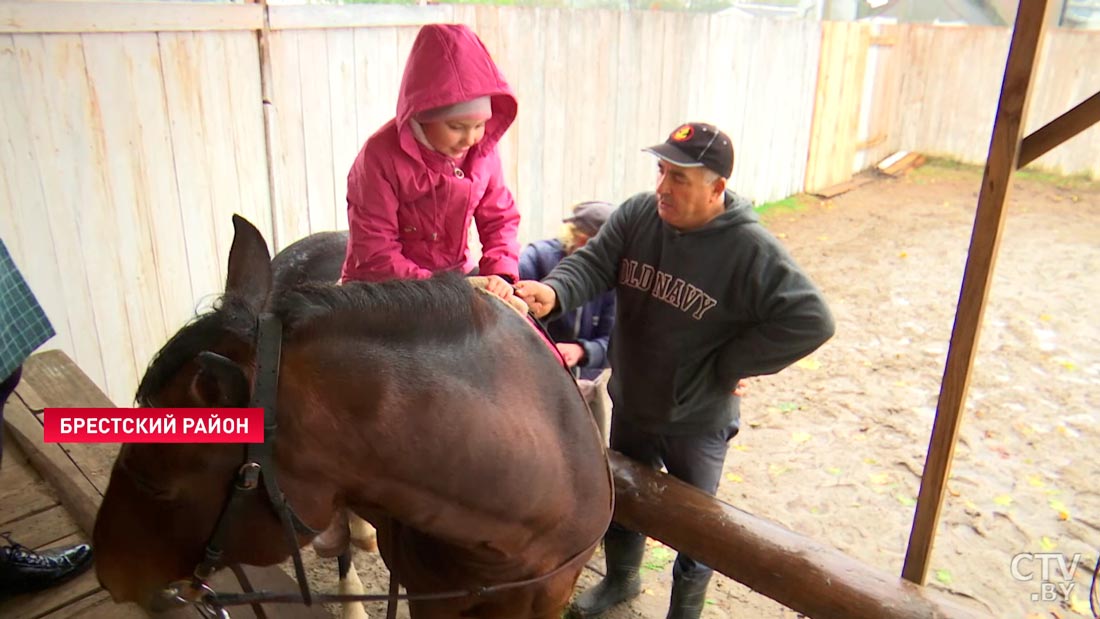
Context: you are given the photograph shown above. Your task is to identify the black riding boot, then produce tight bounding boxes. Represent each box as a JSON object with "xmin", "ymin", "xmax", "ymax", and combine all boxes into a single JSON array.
[
  {"xmin": 570, "ymin": 527, "xmax": 645, "ymax": 618},
  {"xmin": 666, "ymin": 568, "xmax": 713, "ymax": 619}
]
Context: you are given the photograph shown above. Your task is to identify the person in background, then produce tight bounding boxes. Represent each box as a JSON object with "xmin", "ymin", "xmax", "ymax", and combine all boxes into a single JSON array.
[
  {"xmin": 340, "ymin": 23, "xmax": 519, "ymax": 302},
  {"xmin": 0, "ymin": 238, "xmax": 94, "ymax": 599},
  {"xmin": 520, "ymin": 201, "xmax": 617, "ymax": 440}
]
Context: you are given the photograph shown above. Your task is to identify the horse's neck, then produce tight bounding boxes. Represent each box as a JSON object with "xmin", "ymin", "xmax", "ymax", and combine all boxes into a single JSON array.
[{"xmin": 275, "ymin": 338, "xmax": 541, "ymax": 555}]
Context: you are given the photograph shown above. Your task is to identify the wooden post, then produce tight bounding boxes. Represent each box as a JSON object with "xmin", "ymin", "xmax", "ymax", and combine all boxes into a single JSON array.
[
  {"xmin": 1017, "ymin": 90, "xmax": 1100, "ymax": 168},
  {"xmin": 901, "ymin": 0, "xmax": 1050, "ymax": 585},
  {"xmin": 254, "ymin": 0, "xmax": 282, "ymax": 251},
  {"xmin": 609, "ymin": 452, "xmax": 990, "ymax": 619}
]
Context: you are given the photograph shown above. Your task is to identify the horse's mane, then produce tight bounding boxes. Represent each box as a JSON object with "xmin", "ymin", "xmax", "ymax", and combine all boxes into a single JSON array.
[
  {"xmin": 135, "ymin": 295, "xmax": 257, "ymax": 405},
  {"xmin": 273, "ymin": 273, "xmax": 487, "ymax": 341},
  {"xmin": 135, "ymin": 274, "xmax": 490, "ymax": 403}
]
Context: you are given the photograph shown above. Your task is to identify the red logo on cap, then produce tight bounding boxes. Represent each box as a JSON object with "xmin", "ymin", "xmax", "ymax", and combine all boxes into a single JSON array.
[{"xmin": 672, "ymin": 125, "xmax": 694, "ymax": 142}]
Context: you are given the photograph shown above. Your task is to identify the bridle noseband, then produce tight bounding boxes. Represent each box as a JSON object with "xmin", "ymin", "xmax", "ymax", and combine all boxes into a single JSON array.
[{"xmin": 161, "ymin": 311, "xmax": 607, "ymax": 619}]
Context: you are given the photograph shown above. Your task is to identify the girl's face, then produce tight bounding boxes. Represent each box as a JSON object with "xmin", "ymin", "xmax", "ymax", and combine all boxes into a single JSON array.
[{"xmin": 421, "ymin": 118, "xmax": 488, "ymax": 159}]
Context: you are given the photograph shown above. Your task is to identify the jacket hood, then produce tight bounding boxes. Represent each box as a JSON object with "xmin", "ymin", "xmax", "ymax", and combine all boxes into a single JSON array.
[
  {"xmin": 396, "ymin": 24, "xmax": 517, "ymax": 159},
  {"xmin": 679, "ymin": 191, "xmax": 758, "ymax": 236}
]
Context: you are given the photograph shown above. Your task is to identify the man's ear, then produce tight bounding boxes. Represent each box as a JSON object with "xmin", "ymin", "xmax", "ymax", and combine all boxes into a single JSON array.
[{"xmin": 711, "ymin": 176, "xmax": 727, "ymax": 200}]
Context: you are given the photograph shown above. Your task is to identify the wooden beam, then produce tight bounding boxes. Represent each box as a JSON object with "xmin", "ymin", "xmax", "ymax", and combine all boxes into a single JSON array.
[
  {"xmin": 609, "ymin": 452, "xmax": 990, "ymax": 619},
  {"xmin": 3, "ymin": 400, "xmax": 101, "ymax": 537},
  {"xmin": 1017, "ymin": 90, "xmax": 1100, "ymax": 168},
  {"xmin": 267, "ymin": 4, "xmax": 454, "ymax": 30},
  {"xmin": 0, "ymin": 2, "xmax": 262, "ymax": 34},
  {"xmin": 902, "ymin": 0, "xmax": 1050, "ymax": 586}
]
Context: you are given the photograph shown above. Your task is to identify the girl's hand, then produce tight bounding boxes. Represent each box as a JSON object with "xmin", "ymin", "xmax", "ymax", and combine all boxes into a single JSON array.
[{"xmin": 484, "ymin": 275, "xmax": 514, "ymax": 300}]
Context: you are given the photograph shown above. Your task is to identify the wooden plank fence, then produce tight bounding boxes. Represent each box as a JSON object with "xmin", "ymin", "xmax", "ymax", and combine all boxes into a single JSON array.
[{"xmin": 1, "ymin": 2, "xmax": 1097, "ymax": 406}]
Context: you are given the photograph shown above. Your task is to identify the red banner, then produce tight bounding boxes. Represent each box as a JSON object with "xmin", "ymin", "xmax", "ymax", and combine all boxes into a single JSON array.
[{"xmin": 42, "ymin": 408, "xmax": 264, "ymax": 443}]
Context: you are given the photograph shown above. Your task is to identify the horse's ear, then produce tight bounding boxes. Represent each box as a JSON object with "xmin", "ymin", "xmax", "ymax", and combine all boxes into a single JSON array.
[
  {"xmin": 227, "ymin": 214, "xmax": 273, "ymax": 311},
  {"xmin": 191, "ymin": 352, "xmax": 250, "ymax": 408}
]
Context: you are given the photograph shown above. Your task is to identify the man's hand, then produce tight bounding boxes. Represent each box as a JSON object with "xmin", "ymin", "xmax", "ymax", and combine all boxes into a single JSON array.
[
  {"xmin": 556, "ymin": 342, "xmax": 585, "ymax": 368},
  {"xmin": 482, "ymin": 275, "xmax": 514, "ymax": 300},
  {"xmin": 514, "ymin": 280, "xmax": 557, "ymax": 318}
]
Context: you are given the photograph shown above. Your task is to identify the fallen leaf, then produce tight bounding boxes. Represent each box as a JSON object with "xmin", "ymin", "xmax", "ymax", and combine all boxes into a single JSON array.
[
  {"xmin": 826, "ymin": 466, "xmax": 843, "ymax": 476},
  {"xmin": 1026, "ymin": 474, "xmax": 1045, "ymax": 488},
  {"xmin": 993, "ymin": 494, "xmax": 1013, "ymax": 507},
  {"xmin": 1053, "ymin": 358, "xmax": 1078, "ymax": 371},
  {"xmin": 1039, "ymin": 536, "xmax": 1056, "ymax": 552},
  {"xmin": 1049, "ymin": 499, "xmax": 1067, "ymax": 512},
  {"xmin": 870, "ymin": 472, "xmax": 891, "ymax": 485},
  {"xmin": 732, "ymin": 444, "xmax": 749, "ymax": 452},
  {"xmin": 726, "ymin": 473, "xmax": 744, "ymax": 483},
  {"xmin": 896, "ymin": 494, "xmax": 916, "ymax": 506},
  {"xmin": 796, "ymin": 358, "xmax": 821, "ymax": 370},
  {"xmin": 1039, "ymin": 314, "xmax": 1052, "ymax": 322},
  {"xmin": 899, "ymin": 251, "xmax": 908, "ymax": 258},
  {"xmin": 1068, "ymin": 591, "xmax": 1089, "ymax": 614},
  {"xmin": 792, "ymin": 431, "xmax": 812, "ymax": 443},
  {"xmin": 935, "ymin": 568, "xmax": 952, "ymax": 585},
  {"xmin": 769, "ymin": 464, "xmax": 789, "ymax": 476}
]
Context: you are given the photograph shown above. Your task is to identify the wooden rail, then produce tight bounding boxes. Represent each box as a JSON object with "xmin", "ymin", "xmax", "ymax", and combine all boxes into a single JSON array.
[{"xmin": 609, "ymin": 451, "xmax": 991, "ymax": 619}]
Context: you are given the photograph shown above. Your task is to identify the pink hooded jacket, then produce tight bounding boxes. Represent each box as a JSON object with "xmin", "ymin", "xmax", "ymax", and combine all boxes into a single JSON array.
[{"xmin": 341, "ymin": 24, "xmax": 520, "ymax": 283}]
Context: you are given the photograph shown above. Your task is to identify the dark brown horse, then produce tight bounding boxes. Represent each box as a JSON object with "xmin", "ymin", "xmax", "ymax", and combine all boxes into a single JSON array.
[{"xmin": 93, "ymin": 216, "xmax": 612, "ymax": 618}]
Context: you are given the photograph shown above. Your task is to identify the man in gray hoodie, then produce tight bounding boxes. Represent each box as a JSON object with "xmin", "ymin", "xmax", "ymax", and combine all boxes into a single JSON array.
[{"xmin": 516, "ymin": 122, "xmax": 835, "ymax": 619}]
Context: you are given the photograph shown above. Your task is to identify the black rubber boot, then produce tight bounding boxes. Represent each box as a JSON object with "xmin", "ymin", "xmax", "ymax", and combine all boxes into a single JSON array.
[
  {"xmin": 665, "ymin": 569, "xmax": 713, "ymax": 619},
  {"xmin": 569, "ymin": 527, "xmax": 645, "ymax": 618}
]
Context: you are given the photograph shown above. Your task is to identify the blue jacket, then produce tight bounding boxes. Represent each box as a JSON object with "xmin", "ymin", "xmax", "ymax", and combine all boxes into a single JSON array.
[{"xmin": 520, "ymin": 239, "xmax": 615, "ymax": 380}]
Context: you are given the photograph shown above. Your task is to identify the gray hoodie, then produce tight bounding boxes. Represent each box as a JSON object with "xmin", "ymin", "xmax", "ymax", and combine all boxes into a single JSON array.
[{"xmin": 544, "ymin": 190, "xmax": 835, "ymax": 435}]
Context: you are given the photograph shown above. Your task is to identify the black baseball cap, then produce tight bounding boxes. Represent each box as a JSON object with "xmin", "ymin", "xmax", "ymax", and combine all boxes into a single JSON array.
[{"xmin": 643, "ymin": 122, "xmax": 734, "ymax": 179}]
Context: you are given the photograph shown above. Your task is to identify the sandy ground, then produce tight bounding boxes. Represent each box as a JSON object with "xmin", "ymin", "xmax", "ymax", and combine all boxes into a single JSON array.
[{"xmin": 286, "ymin": 160, "xmax": 1100, "ymax": 619}]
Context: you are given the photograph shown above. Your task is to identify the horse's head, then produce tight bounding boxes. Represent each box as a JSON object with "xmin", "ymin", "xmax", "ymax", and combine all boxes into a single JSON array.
[{"xmin": 94, "ymin": 216, "xmax": 295, "ymax": 610}]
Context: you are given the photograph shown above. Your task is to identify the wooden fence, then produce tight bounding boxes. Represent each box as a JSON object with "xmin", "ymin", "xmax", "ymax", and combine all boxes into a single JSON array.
[{"xmin": 1, "ymin": 2, "xmax": 1097, "ymax": 404}]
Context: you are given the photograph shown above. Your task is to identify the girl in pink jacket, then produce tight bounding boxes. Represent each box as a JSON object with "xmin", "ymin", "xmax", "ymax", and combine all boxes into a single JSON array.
[{"xmin": 341, "ymin": 24, "xmax": 520, "ymax": 297}]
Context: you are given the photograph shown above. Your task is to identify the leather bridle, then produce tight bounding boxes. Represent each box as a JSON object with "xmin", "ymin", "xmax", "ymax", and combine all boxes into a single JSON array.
[{"xmin": 154, "ymin": 311, "xmax": 608, "ymax": 619}]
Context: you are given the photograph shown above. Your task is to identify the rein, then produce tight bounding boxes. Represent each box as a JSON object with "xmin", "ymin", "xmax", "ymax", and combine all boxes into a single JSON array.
[{"xmin": 169, "ymin": 310, "xmax": 609, "ymax": 619}]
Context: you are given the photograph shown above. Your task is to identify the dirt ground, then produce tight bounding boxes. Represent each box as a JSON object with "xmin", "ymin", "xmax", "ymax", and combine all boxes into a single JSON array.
[{"xmin": 288, "ymin": 160, "xmax": 1100, "ymax": 619}]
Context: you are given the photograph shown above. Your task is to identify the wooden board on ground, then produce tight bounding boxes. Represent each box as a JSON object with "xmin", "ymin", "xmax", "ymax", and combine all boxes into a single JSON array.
[
  {"xmin": 0, "ymin": 425, "xmax": 59, "ymax": 525},
  {"xmin": 810, "ymin": 175, "xmax": 876, "ymax": 199},
  {"xmin": 877, "ymin": 151, "xmax": 927, "ymax": 177},
  {"xmin": 4, "ymin": 505, "xmax": 80, "ymax": 551}
]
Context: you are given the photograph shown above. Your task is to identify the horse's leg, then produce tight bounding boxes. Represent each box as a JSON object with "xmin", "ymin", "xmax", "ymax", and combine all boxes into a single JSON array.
[
  {"xmin": 337, "ymin": 550, "xmax": 369, "ymax": 619},
  {"xmin": 349, "ymin": 512, "xmax": 378, "ymax": 552},
  {"xmin": 313, "ymin": 507, "xmax": 351, "ymax": 558}
]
